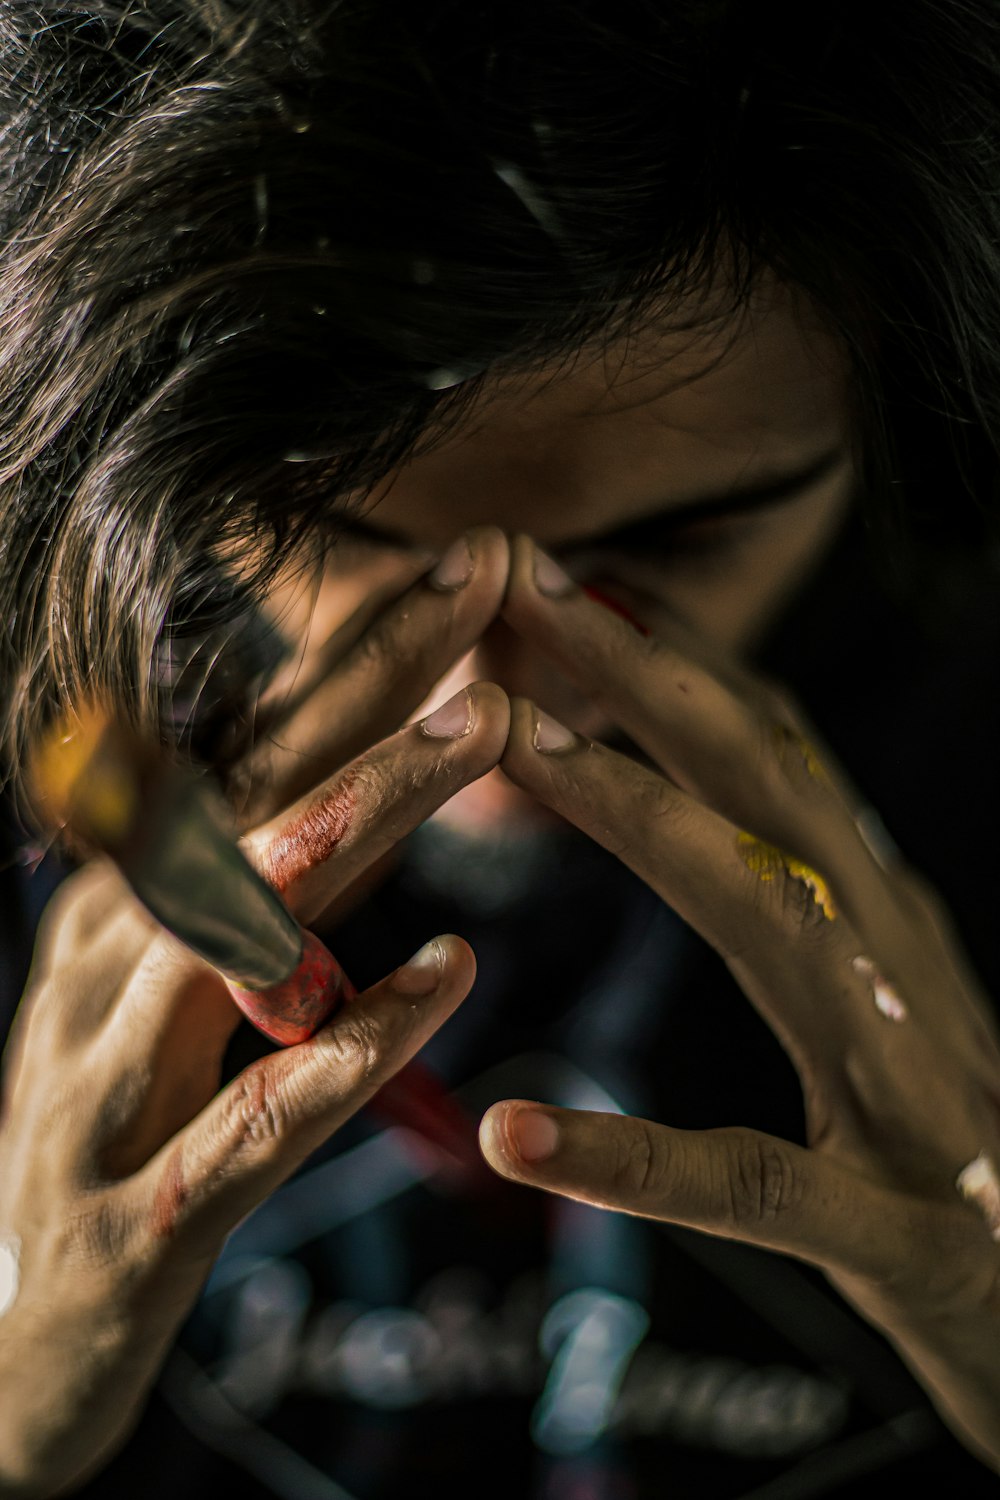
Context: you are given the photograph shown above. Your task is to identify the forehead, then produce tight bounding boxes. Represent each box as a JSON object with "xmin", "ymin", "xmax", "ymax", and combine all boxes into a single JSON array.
[{"xmin": 365, "ymin": 275, "xmax": 851, "ymax": 534}]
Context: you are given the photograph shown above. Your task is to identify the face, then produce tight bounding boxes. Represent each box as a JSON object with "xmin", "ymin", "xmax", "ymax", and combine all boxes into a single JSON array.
[{"xmin": 265, "ymin": 274, "xmax": 856, "ymax": 827}]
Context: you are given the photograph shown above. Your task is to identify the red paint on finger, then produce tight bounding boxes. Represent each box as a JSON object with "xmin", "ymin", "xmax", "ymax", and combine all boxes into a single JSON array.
[
  {"xmin": 583, "ymin": 585, "xmax": 651, "ymax": 637},
  {"xmin": 152, "ymin": 1148, "xmax": 188, "ymax": 1239},
  {"xmin": 227, "ymin": 927, "xmax": 357, "ymax": 1047},
  {"xmin": 260, "ymin": 764, "xmax": 364, "ymax": 893}
]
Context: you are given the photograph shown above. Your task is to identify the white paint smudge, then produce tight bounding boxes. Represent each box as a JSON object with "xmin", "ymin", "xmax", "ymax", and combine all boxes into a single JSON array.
[
  {"xmin": 956, "ymin": 1153, "xmax": 1000, "ymax": 1242},
  {"xmin": 0, "ymin": 1234, "xmax": 21, "ymax": 1318},
  {"xmin": 851, "ymin": 955, "xmax": 908, "ymax": 1022}
]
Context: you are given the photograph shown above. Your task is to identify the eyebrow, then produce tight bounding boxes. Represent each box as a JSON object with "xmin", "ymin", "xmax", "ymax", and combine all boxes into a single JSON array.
[{"xmin": 338, "ymin": 444, "xmax": 848, "ymax": 553}]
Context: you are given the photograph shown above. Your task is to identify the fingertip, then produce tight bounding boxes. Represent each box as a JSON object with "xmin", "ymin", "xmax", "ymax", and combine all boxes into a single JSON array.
[
  {"xmin": 466, "ymin": 679, "xmax": 512, "ymax": 742},
  {"xmin": 501, "ymin": 534, "xmax": 536, "ymax": 606},
  {"xmin": 479, "ymin": 1101, "xmax": 518, "ymax": 1177},
  {"xmin": 499, "ymin": 697, "xmax": 557, "ymax": 780},
  {"xmin": 437, "ymin": 931, "xmax": 477, "ymax": 989},
  {"xmin": 503, "ymin": 695, "xmax": 537, "ymax": 747},
  {"xmin": 466, "ymin": 525, "xmax": 512, "ymax": 593},
  {"xmin": 479, "ymin": 1100, "xmax": 560, "ymax": 1177},
  {"xmin": 388, "ymin": 932, "xmax": 477, "ymax": 1003},
  {"xmin": 467, "ymin": 522, "xmax": 511, "ymax": 555}
]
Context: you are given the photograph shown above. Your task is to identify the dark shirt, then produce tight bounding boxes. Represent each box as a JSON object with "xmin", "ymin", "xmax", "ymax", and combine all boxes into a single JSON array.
[{"xmin": 2, "ymin": 518, "xmax": 998, "ymax": 1499}]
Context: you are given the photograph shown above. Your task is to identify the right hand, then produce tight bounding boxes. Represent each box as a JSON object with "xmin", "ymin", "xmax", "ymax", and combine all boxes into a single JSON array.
[{"xmin": 0, "ymin": 527, "xmax": 510, "ymax": 1497}]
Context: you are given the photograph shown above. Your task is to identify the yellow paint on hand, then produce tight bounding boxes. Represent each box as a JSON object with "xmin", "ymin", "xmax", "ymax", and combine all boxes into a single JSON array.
[
  {"xmin": 772, "ymin": 723, "xmax": 832, "ymax": 788},
  {"xmin": 736, "ymin": 831, "xmax": 837, "ymax": 921}
]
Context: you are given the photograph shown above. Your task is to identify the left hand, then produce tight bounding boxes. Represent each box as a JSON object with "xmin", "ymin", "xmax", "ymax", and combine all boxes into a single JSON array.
[{"xmin": 480, "ymin": 534, "xmax": 1000, "ymax": 1469}]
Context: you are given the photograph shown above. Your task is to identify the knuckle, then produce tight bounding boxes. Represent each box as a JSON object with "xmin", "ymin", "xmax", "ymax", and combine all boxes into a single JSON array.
[
  {"xmin": 744, "ymin": 854, "xmax": 838, "ymax": 945},
  {"xmin": 320, "ymin": 1010, "xmax": 390, "ymax": 1088},
  {"xmin": 722, "ymin": 1131, "xmax": 803, "ymax": 1227},
  {"xmin": 642, "ymin": 778, "xmax": 694, "ymax": 839},
  {"xmin": 612, "ymin": 1119, "xmax": 669, "ymax": 1201},
  {"xmin": 222, "ymin": 1060, "xmax": 291, "ymax": 1158},
  {"xmin": 358, "ymin": 601, "xmax": 445, "ymax": 678},
  {"xmin": 356, "ymin": 607, "xmax": 399, "ymax": 666},
  {"xmin": 780, "ymin": 871, "xmax": 835, "ymax": 937},
  {"xmin": 597, "ymin": 777, "xmax": 698, "ymax": 870}
]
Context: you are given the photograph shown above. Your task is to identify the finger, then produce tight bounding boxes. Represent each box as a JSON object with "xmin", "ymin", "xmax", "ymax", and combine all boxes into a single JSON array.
[
  {"xmin": 242, "ymin": 525, "xmax": 510, "ymax": 818},
  {"xmin": 478, "ymin": 1101, "xmax": 925, "ymax": 1286},
  {"xmin": 134, "ymin": 933, "xmax": 476, "ymax": 1253},
  {"xmin": 244, "ymin": 679, "xmax": 510, "ymax": 924},
  {"xmin": 251, "ymin": 548, "xmax": 436, "ymax": 731},
  {"xmin": 500, "ymin": 700, "xmax": 1000, "ymax": 1166},
  {"xmin": 502, "ymin": 535, "xmax": 900, "ymax": 945},
  {"xmin": 500, "ymin": 696, "xmax": 864, "ymax": 1067}
]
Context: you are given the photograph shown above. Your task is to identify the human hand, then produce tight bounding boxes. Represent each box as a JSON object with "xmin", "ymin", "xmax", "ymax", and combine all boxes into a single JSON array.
[
  {"xmin": 0, "ymin": 528, "xmax": 510, "ymax": 1497},
  {"xmin": 481, "ymin": 534, "xmax": 1000, "ymax": 1469}
]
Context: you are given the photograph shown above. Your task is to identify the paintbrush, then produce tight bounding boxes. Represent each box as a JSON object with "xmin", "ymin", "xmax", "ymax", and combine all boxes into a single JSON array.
[
  {"xmin": 30, "ymin": 705, "xmax": 353, "ymax": 1046},
  {"xmin": 29, "ymin": 707, "xmax": 488, "ymax": 1185}
]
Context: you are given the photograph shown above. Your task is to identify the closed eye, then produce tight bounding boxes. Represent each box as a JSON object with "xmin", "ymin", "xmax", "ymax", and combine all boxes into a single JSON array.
[{"xmin": 329, "ymin": 445, "xmax": 851, "ymax": 559}]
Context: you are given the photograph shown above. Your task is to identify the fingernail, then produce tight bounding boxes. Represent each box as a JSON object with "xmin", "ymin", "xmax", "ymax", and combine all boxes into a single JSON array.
[
  {"xmin": 510, "ymin": 1108, "xmax": 560, "ymax": 1163},
  {"xmin": 533, "ymin": 708, "xmax": 576, "ymax": 753},
  {"xmin": 428, "ymin": 535, "xmax": 474, "ymax": 591},
  {"xmin": 533, "ymin": 545, "xmax": 575, "ymax": 598},
  {"xmin": 393, "ymin": 938, "xmax": 444, "ymax": 995},
  {"xmin": 421, "ymin": 688, "xmax": 473, "ymax": 739}
]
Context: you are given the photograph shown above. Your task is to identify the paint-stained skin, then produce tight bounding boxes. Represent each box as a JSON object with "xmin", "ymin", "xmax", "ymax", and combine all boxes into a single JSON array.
[
  {"xmin": 583, "ymin": 584, "xmax": 651, "ymax": 637},
  {"xmin": 151, "ymin": 1148, "xmax": 188, "ymax": 1239},
  {"xmin": 956, "ymin": 1152, "xmax": 1000, "ymax": 1241},
  {"xmin": 736, "ymin": 831, "xmax": 837, "ymax": 921},
  {"xmin": 227, "ymin": 928, "xmax": 357, "ymax": 1046},
  {"xmin": 772, "ymin": 723, "xmax": 832, "ymax": 788},
  {"xmin": 260, "ymin": 763, "xmax": 366, "ymax": 894},
  {"xmin": 851, "ymin": 954, "xmax": 908, "ymax": 1021}
]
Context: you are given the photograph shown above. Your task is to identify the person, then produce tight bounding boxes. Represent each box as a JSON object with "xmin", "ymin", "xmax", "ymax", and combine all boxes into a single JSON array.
[{"xmin": 1, "ymin": 2, "xmax": 999, "ymax": 1495}]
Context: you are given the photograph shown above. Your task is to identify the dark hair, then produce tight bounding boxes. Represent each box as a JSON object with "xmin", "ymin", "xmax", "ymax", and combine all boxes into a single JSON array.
[{"xmin": 2, "ymin": 0, "xmax": 999, "ymax": 793}]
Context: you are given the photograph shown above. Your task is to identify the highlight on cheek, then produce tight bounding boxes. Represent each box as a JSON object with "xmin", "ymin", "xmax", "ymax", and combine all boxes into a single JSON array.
[
  {"xmin": 736, "ymin": 831, "xmax": 837, "ymax": 921},
  {"xmin": 956, "ymin": 1152, "xmax": 1000, "ymax": 1242},
  {"xmin": 851, "ymin": 955, "xmax": 908, "ymax": 1022}
]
